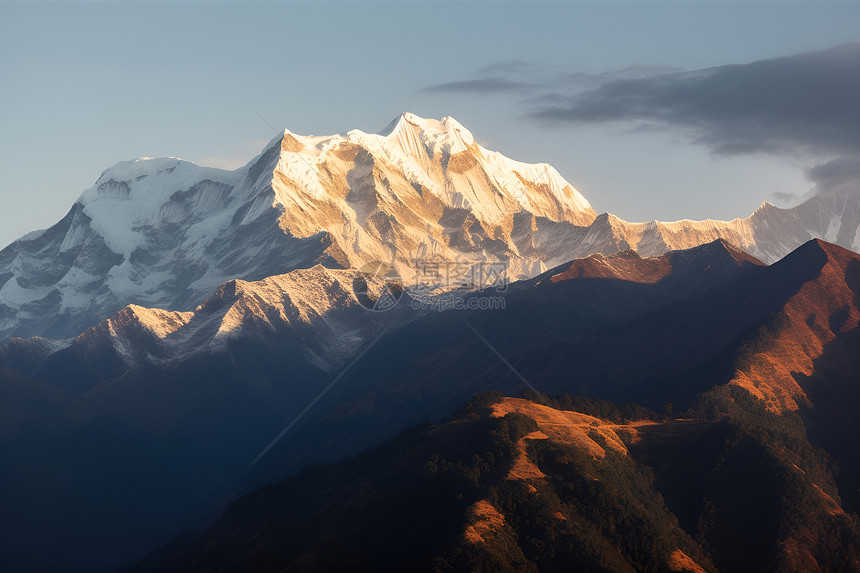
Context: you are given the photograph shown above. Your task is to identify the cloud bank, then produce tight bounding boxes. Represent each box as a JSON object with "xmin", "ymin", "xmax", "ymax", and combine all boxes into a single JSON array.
[
  {"xmin": 431, "ymin": 44, "xmax": 860, "ymax": 197},
  {"xmin": 425, "ymin": 77, "xmax": 531, "ymax": 93},
  {"xmin": 530, "ymin": 44, "xmax": 860, "ymax": 159}
]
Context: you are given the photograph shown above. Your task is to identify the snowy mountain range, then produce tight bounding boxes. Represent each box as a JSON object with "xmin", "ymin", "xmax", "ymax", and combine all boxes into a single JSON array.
[
  {"xmin": 3, "ymin": 109, "xmax": 860, "ymax": 572},
  {"xmin": 1, "ymin": 112, "xmax": 858, "ymax": 343}
]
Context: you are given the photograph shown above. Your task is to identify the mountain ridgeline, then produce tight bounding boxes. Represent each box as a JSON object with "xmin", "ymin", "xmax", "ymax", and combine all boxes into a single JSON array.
[
  {"xmin": 2, "ymin": 236, "xmax": 860, "ymax": 571},
  {"xmin": 1, "ymin": 114, "xmax": 860, "ymax": 572},
  {"xmin": 2, "ymin": 114, "xmax": 859, "ymax": 343},
  {"xmin": 139, "ymin": 392, "xmax": 860, "ymax": 572}
]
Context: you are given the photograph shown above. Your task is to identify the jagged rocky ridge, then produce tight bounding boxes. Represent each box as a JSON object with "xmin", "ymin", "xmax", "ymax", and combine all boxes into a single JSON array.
[
  {"xmin": 4, "ymin": 238, "xmax": 860, "ymax": 572},
  {"xmin": 0, "ymin": 238, "xmax": 760, "ymax": 389},
  {"xmin": 1, "ymin": 113, "xmax": 858, "ymax": 344}
]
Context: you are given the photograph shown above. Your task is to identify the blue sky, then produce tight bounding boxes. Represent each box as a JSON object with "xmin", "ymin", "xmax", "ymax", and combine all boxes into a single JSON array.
[{"xmin": 1, "ymin": 1, "xmax": 859, "ymax": 247}]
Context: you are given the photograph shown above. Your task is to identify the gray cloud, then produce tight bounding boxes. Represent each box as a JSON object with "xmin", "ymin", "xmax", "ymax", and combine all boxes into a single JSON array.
[
  {"xmin": 529, "ymin": 43, "xmax": 860, "ymax": 159},
  {"xmin": 432, "ymin": 62, "xmax": 684, "ymax": 98},
  {"xmin": 770, "ymin": 190, "xmax": 807, "ymax": 205},
  {"xmin": 425, "ymin": 77, "xmax": 531, "ymax": 93},
  {"xmin": 428, "ymin": 45, "xmax": 860, "ymax": 196},
  {"xmin": 807, "ymin": 156, "xmax": 860, "ymax": 195},
  {"xmin": 476, "ymin": 60, "xmax": 532, "ymax": 76},
  {"xmin": 558, "ymin": 64, "xmax": 682, "ymax": 89}
]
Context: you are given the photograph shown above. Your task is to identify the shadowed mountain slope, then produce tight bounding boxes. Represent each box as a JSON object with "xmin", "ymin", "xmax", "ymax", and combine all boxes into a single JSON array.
[
  {"xmin": 248, "ymin": 239, "xmax": 860, "ymax": 489},
  {"xmin": 3, "ymin": 239, "xmax": 860, "ymax": 572},
  {"xmin": 140, "ymin": 394, "xmax": 860, "ymax": 572}
]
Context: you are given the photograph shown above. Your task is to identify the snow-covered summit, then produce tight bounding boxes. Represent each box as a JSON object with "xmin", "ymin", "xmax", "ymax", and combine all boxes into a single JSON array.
[
  {"xmin": 269, "ymin": 112, "xmax": 595, "ymax": 226},
  {"xmin": 0, "ymin": 113, "xmax": 598, "ymax": 341},
  {"xmin": 79, "ymin": 158, "xmax": 241, "ymax": 257},
  {"xmin": 264, "ymin": 113, "xmax": 598, "ymax": 284},
  {"xmin": 379, "ymin": 112, "xmax": 476, "ymax": 154}
]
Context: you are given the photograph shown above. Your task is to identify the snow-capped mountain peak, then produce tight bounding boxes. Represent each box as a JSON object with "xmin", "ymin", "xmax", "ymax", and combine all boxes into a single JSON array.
[
  {"xmin": 0, "ymin": 114, "xmax": 598, "ymax": 341},
  {"xmin": 379, "ymin": 112, "xmax": 476, "ymax": 155},
  {"xmin": 2, "ymin": 113, "xmax": 860, "ymax": 344},
  {"xmin": 269, "ymin": 113, "xmax": 597, "ymax": 266},
  {"xmin": 79, "ymin": 157, "xmax": 241, "ymax": 258}
]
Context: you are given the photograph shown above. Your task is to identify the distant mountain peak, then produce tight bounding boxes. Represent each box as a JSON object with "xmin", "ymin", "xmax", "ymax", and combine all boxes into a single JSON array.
[
  {"xmin": 380, "ymin": 112, "xmax": 472, "ymax": 138},
  {"xmin": 96, "ymin": 157, "xmax": 188, "ymax": 182},
  {"xmin": 535, "ymin": 237, "xmax": 765, "ymax": 291},
  {"xmin": 671, "ymin": 238, "xmax": 765, "ymax": 268},
  {"xmin": 725, "ymin": 238, "xmax": 860, "ymax": 414},
  {"xmin": 808, "ymin": 236, "xmax": 853, "ymax": 256},
  {"xmin": 379, "ymin": 112, "xmax": 477, "ymax": 156},
  {"xmin": 540, "ymin": 249, "xmax": 671, "ymax": 285},
  {"xmin": 776, "ymin": 237, "xmax": 837, "ymax": 271}
]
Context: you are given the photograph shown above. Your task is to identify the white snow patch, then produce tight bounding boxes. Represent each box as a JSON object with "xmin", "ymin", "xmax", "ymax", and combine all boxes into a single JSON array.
[
  {"xmin": 825, "ymin": 215, "xmax": 842, "ymax": 243},
  {"xmin": 0, "ymin": 276, "xmax": 51, "ymax": 308},
  {"xmin": 80, "ymin": 158, "xmax": 239, "ymax": 257}
]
